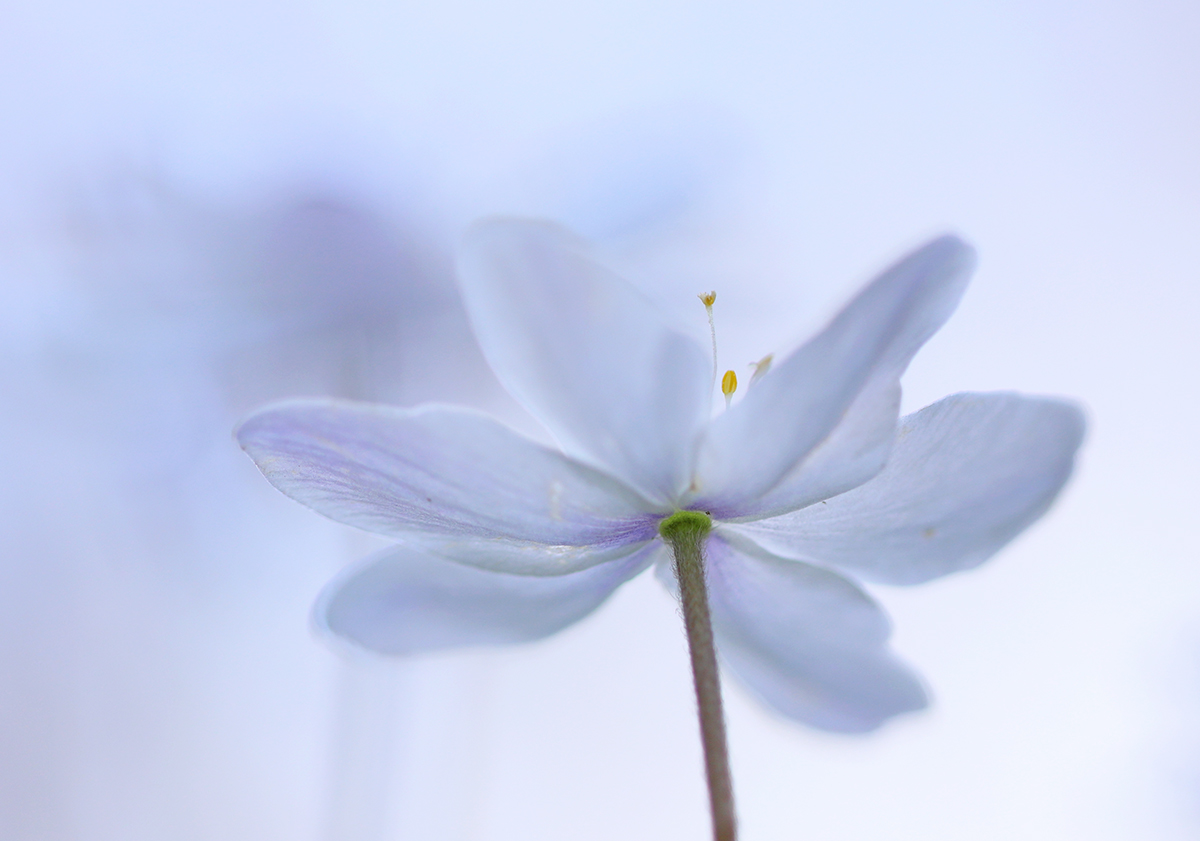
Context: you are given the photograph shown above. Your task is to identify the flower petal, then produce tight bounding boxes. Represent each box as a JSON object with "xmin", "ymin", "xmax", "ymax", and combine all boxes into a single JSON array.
[
  {"xmin": 457, "ymin": 218, "xmax": 710, "ymax": 504},
  {"xmin": 317, "ymin": 540, "xmax": 656, "ymax": 655},
  {"xmin": 237, "ymin": 399, "xmax": 659, "ymax": 559},
  {"xmin": 730, "ymin": 392, "xmax": 1086, "ymax": 584},
  {"xmin": 657, "ymin": 534, "xmax": 926, "ymax": 732},
  {"xmin": 731, "ymin": 380, "xmax": 902, "ymax": 521},
  {"xmin": 402, "ymin": 533, "xmax": 655, "ymax": 576},
  {"xmin": 690, "ymin": 235, "xmax": 976, "ymax": 517}
]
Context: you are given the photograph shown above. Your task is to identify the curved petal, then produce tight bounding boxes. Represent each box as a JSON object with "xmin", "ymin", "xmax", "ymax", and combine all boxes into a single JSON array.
[
  {"xmin": 237, "ymin": 399, "xmax": 659, "ymax": 553},
  {"xmin": 317, "ymin": 540, "xmax": 656, "ymax": 655},
  {"xmin": 731, "ymin": 392, "xmax": 1086, "ymax": 585},
  {"xmin": 687, "ymin": 534, "xmax": 926, "ymax": 733},
  {"xmin": 733, "ymin": 380, "xmax": 901, "ymax": 521},
  {"xmin": 690, "ymin": 235, "xmax": 976, "ymax": 517},
  {"xmin": 403, "ymin": 532, "xmax": 655, "ymax": 576},
  {"xmin": 457, "ymin": 218, "xmax": 710, "ymax": 504}
]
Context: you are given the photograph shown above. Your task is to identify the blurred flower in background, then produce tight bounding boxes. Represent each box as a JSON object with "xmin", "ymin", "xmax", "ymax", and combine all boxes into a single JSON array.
[
  {"xmin": 0, "ymin": 95, "xmax": 736, "ymax": 839},
  {"xmin": 0, "ymin": 171, "xmax": 490, "ymax": 841}
]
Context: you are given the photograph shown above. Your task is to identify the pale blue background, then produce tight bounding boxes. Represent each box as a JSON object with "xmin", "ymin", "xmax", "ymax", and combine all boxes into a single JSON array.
[{"xmin": 1, "ymin": 1, "xmax": 1197, "ymax": 839}]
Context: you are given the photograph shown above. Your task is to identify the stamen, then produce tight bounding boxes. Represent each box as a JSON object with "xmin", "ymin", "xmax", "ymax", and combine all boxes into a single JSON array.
[
  {"xmin": 721, "ymin": 369, "xmax": 737, "ymax": 408},
  {"xmin": 698, "ymin": 291, "xmax": 718, "ymax": 395},
  {"xmin": 749, "ymin": 353, "xmax": 773, "ymax": 385}
]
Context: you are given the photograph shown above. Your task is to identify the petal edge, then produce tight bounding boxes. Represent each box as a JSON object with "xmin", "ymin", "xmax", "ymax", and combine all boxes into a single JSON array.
[
  {"xmin": 458, "ymin": 218, "xmax": 710, "ymax": 504},
  {"xmin": 732, "ymin": 392, "xmax": 1086, "ymax": 584},
  {"xmin": 237, "ymin": 398, "xmax": 659, "ymax": 551},
  {"xmin": 317, "ymin": 541, "xmax": 657, "ymax": 655}
]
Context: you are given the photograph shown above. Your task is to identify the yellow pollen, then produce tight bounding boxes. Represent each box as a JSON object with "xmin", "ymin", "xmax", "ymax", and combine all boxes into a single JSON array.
[
  {"xmin": 721, "ymin": 369, "xmax": 737, "ymax": 407},
  {"xmin": 721, "ymin": 369, "xmax": 737, "ymax": 395},
  {"xmin": 698, "ymin": 291, "xmax": 716, "ymax": 307}
]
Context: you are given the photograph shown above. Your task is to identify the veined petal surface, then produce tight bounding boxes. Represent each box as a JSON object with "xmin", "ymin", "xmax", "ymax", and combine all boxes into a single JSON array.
[
  {"xmin": 237, "ymin": 399, "xmax": 659, "ymax": 553},
  {"xmin": 691, "ymin": 235, "xmax": 976, "ymax": 517},
  {"xmin": 731, "ymin": 393, "xmax": 1085, "ymax": 585},
  {"xmin": 702, "ymin": 533, "xmax": 926, "ymax": 733},
  {"xmin": 458, "ymin": 218, "xmax": 710, "ymax": 505},
  {"xmin": 318, "ymin": 541, "xmax": 656, "ymax": 655}
]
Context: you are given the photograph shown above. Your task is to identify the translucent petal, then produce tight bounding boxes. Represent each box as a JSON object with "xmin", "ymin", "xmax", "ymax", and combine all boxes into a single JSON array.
[
  {"xmin": 731, "ymin": 393, "xmax": 1086, "ymax": 584},
  {"xmin": 458, "ymin": 218, "xmax": 710, "ymax": 505},
  {"xmin": 690, "ymin": 235, "xmax": 976, "ymax": 517},
  {"xmin": 731, "ymin": 380, "xmax": 901, "ymax": 521},
  {"xmin": 237, "ymin": 399, "xmax": 659, "ymax": 558},
  {"xmin": 701, "ymin": 533, "xmax": 926, "ymax": 733},
  {"xmin": 317, "ymin": 540, "xmax": 656, "ymax": 655},
  {"xmin": 400, "ymin": 532, "xmax": 654, "ymax": 577}
]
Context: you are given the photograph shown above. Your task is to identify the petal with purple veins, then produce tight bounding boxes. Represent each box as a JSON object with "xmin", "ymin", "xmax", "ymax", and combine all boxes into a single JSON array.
[{"xmin": 238, "ymin": 399, "xmax": 660, "ymax": 563}]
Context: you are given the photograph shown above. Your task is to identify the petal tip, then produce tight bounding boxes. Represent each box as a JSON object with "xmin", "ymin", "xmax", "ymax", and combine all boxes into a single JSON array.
[
  {"xmin": 460, "ymin": 216, "xmax": 586, "ymax": 263},
  {"xmin": 918, "ymin": 233, "xmax": 979, "ymax": 285},
  {"xmin": 925, "ymin": 232, "xmax": 977, "ymax": 264},
  {"xmin": 233, "ymin": 397, "xmax": 346, "ymax": 452}
]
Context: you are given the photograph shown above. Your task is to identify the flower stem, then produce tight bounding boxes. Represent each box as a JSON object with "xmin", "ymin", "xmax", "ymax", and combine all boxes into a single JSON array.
[{"xmin": 659, "ymin": 512, "xmax": 737, "ymax": 841}]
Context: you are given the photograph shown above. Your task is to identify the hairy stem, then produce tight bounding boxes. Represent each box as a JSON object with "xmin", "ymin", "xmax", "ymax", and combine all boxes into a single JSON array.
[{"xmin": 659, "ymin": 511, "xmax": 737, "ymax": 841}]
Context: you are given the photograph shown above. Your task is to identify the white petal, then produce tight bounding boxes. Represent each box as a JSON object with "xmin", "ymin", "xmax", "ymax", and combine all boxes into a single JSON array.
[
  {"xmin": 402, "ymin": 533, "xmax": 655, "ymax": 576},
  {"xmin": 701, "ymin": 534, "xmax": 926, "ymax": 733},
  {"xmin": 690, "ymin": 235, "xmax": 976, "ymax": 517},
  {"xmin": 734, "ymin": 380, "xmax": 902, "ymax": 521},
  {"xmin": 732, "ymin": 393, "xmax": 1086, "ymax": 584},
  {"xmin": 317, "ymin": 540, "xmax": 656, "ymax": 655},
  {"xmin": 458, "ymin": 218, "xmax": 710, "ymax": 504},
  {"xmin": 237, "ymin": 399, "xmax": 659, "ymax": 557}
]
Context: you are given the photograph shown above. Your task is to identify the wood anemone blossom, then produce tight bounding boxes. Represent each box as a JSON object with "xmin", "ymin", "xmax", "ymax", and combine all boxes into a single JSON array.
[{"xmin": 237, "ymin": 219, "xmax": 1085, "ymax": 840}]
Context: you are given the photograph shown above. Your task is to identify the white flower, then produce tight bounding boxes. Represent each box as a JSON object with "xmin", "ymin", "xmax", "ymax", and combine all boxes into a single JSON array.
[{"xmin": 237, "ymin": 219, "xmax": 1084, "ymax": 733}]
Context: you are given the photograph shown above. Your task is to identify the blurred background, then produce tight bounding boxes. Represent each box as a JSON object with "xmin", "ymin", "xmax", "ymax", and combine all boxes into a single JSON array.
[{"xmin": 1, "ymin": 0, "xmax": 1197, "ymax": 838}]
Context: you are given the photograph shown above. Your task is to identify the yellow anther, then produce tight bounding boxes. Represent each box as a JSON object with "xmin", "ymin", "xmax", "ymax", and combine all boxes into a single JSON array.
[
  {"xmin": 698, "ymin": 291, "xmax": 716, "ymax": 307},
  {"xmin": 749, "ymin": 353, "xmax": 773, "ymax": 385},
  {"xmin": 721, "ymin": 369, "xmax": 737, "ymax": 395},
  {"xmin": 721, "ymin": 369, "xmax": 737, "ymax": 407}
]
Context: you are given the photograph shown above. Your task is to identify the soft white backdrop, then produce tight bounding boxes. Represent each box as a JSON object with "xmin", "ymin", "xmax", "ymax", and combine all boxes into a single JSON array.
[{"xmin": 1, "ymin": 1, "xmax": 1197, "ymax": 839}]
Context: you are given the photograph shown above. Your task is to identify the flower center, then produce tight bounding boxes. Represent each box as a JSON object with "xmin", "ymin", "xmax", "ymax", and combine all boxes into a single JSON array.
[
  {"xmin": 698, "ymin": 290, "xmax": 739, "ymax": 408},
  {"xmin": 658, "ymin": 509, "xmax": 714, "ymax": 542},
  {"xmin": 698, "ymin": 290, "xmax": 771, "ymax": 410}
]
